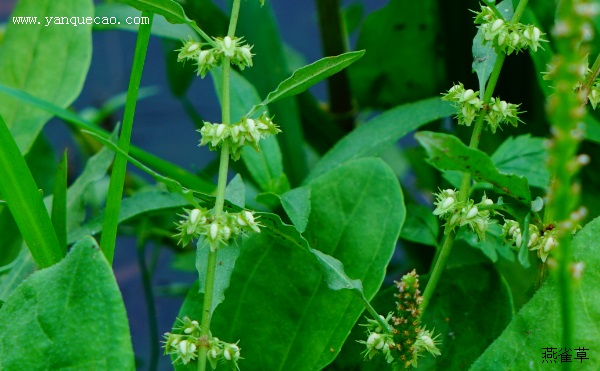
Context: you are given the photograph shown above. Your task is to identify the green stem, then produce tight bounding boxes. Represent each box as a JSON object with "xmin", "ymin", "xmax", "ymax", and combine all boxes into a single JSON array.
[
  {"xmin": 360, "ymin": 295, "xmax": 393, "ymax": 335},
  {"xmin": 315, "ymin": 0, "xmax": 354, "ymax": 132},
  {"xmin": 100, "ymin": 12, "xmax": 154, "ymax": 263},
  {"xmin": 482, "ymin": 0, "xmax": 504, "ymax": 20},
  {"xmin": 582, "ymin": 52, "xmax": 600, "ymax": 103},
  {"xmin": 511, "ymin": 0, "xmax": 530, "ymax": 24},
  {"xmin": 421, "ymin": 53, "xmax": 506, "ymax": 316},
  {"xmin": 197, "ymin": 1, "xmax": 240, "ymax": 369}
]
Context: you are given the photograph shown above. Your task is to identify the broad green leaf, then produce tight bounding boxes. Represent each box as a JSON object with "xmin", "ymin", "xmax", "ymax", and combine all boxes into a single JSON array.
[
  {"xmin": 254, "ymin": 51, "xmax": 365, "ymax": 110},
  {"xmin": 0, "ymin": 0, "xmax": 92, "ymax": 154},
  {"xmin": 119, "ymin": 0, "xmax": 191, "ymax": 24},
  {"xmin": 330, "ymin": 264, "xmax": 513, "ymax": 370},
  {"xmin": 195, "ymin": 241, "xmax": 240, "ymax": 315},
  {"xmin": 472, "ymin": 217, "xmax": 600, "ymax": 370},
  {"xmin": 178, "ymin": 158, "xmax": 404, "ymax": 370},
  {"xmin": 280, "ymin": 186, "xmax": 311, "ymax": 233},
  {"xmin": 349, "ymin": 0, "xmax": 443, "ymax": 108},
  {"xmin": 0, "ymin": 114, "xmax": 62, "ymax": 268},
  {"xmin": 225, "ymin": 174, "xmax": 246, "ymax": 208},
  {"xmin": 68, "ymin": 188, "xmax": 188, "ymax": 244},
  {"xmin": 0, "ymin": 82, "xmax": 215, "ymax": 192},
  {"xmin": 95, "ymin": 3, "xmax": 196, "ymax": 40},
  {"xmin": 491, "ymin": 135, "xmax": 550, "ymax": 189},
  {"xmin": 212, "ymin": 69, "xmax": 290, "ymax": 194},
  {"xmin": 231, "ymin": 0, "xmax": 307, "ymax": 185},
  {"xmin": 415, "ymin": 131, "xmax": 532, "ymax": 205},
  {"xmin": 400, "ymin": 203, "xmax": 439, "ymax": 247},
  {"xmin": 472, "ymin": 0, "xmax": 514, "ymax": 94},
  {"xmin": 0, "ymin": 237, "xmax": 134, "ymax": 369},
  {"xmin": 51, "ymin": 151, "xmax": 68, "ymax": 253},
  {"xmin": 307, "ymin": 97, "xmax": 454, "ymax": 182}
]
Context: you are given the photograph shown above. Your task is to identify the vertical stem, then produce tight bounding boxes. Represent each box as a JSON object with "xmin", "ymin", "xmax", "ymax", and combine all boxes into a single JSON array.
[
  {"xmin": 421, "ymin": 53, "xmax": 506, "ymax": 316},
  {"xmin": 197, "ymin": 1, "xmax": 240, "ymax": 370},
  {"xmin": 100, "ymin": 12, "xmax": 154, "ymax": 263},
  {"xmin": 136, "ymin": 238, "xmax": 159, "ymax": 371},
  {"xmin": 315, "ymin": 0, "xmax": 354, "ymax": 132}
]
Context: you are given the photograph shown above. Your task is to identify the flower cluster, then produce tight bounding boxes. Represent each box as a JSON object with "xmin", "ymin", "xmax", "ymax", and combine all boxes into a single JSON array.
[
  {"xmin": 442, "ymin": 83, "xmax": 521, "ymax": 132},
  {"xmin": 360, "ymin": 271, "xmax": 441, "ymax": 367},
  {"xmin": 163, "ymin": 317, "xmax": 241, "ymax": 369},
  {"xmin": 432, "ymin": 189, "xmax": 494, "ymax": 241},
  {"xmin": 175, "ymin": 207, "xmax": 261, "ymax": 249},
  {"xmin": 502, "ymin": 220, "xmax": 558, "ymax": 262},
  {"xmin": 474, "ymin": 6, "xmax": 546, "ymax": 54},
  {"xmin": 199, "ymin": 114, "xmax": 281, "ymax": 160},
  {"xmin": 177, "ymin": 36, "xmax": 254, "ymax": 78}
]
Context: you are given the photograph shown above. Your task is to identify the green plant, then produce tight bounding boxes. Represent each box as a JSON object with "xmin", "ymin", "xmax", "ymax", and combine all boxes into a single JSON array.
[{"xmin": 0, "ymin": 0, "xmax": 599, "ymax": 370}]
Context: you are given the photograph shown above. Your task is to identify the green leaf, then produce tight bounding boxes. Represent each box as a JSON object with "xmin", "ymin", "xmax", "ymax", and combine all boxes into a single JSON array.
[
  {"xmin": 195, "ymin": 241, "xmax": 240, "ymax": 315},
  {"xmin": 472, "ymin": 217, "xmax": 600, "ymax": 370},
  {"xmin": 118, "ymin": 0, "xmax": 191, "ymax": 24},
  {"xmin": 0, "ymin": 236, "xmax": 134, "ymax": 369},
  {"xmin": 491, "ymin": 135, "xmax": 550, "ymax": 189},
  {"xmin": 254, "ymin": 50, "xmax": 365, "ymax": 110},
  {"xmin": 331, "ymin": 264, "xmax": 513, "ymax": 370},
  {"xmin": 400, "ymin": 203, "xmax": 439, "ymax": 246},
  {"xmin": 472, "ymin": 0, "xmax": 514, "ymax": 94},
  {"xmin": 0, "ymin": 113, "xmax": 62, "ymax": 268},
  {"xmin": 0, "ymin": 0, "xmax": 92, "ymax": 154},
  {"xmin": 456, "ymin": 224, "xmax": 515, "ymax": 263},
  {"xmin": 349, "ymin": 0, "xmax": 443, "ymax": 108},
  {"xmin": 68, "ymin": 188, "xmax": 188, "ymax": 244},
  {"xmin": 67, "ymin": 134, "xmax": 117, "ymax": 232},
  {"xmin": 280, "ymin": 186, "xmax": 311, "ymax": 233},
  {"xmin": 212, "ymin": 69, "xmax": 290, "ymax": 194},
  {"xmin": 52, "ymin": 151, "xmax": 68, "ymax": 254},
  {"xmin": 178, "ymin": 158, "xmax": 404, "ymax": 370},
  {"xmin": 225, "ymin": 174, "xmax": 246, "ymax": 208},
  {"xmin": 307, "ymin": 97, "xmax": 454, "ymax": 182},
  {"xmin": 415, "ymin": 131, "xmax": 532, "ymax": 205}
]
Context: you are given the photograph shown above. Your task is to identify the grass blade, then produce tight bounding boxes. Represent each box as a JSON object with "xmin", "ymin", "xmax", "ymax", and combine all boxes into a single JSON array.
[
  {"xmin": 51, "ymin": 150, "xmax": 68, "ymax": 254},
  {"xmin": 0, "ymin": 114, "xmax": 62, "ymax": 268},
  {"xmin": 100, "ymin": 12, "xmax": 154, "ymax": 263}
]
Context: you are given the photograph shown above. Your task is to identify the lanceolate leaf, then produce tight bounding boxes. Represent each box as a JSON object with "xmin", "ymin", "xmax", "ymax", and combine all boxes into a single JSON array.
[
  {"xmin": 51, "ymin": 151, "xmax": 68, "ymax": 254},
  {"xmin": 415, "ymin": 131, "xmax": 532, "ymax": 205},
  {"xmin": 0, "ymin": 114, "xmax": 62, "ymax": 268},
  {"xmin": 0, "ymin": 0, "xmax": 92, "ymax": 155},
  {"xmin": 0, "ymin": 237, "xmax": 134, "ymax": 369},
  {"xmin": 119, "ymin": 0, "xmax": 190, "ymax": 24},
  {"xmin": 307, "ymin": 97, "xmax": 454, "ymax": 182},
  {"xmin": 472, "ymin": 217, "xmax": 600, "ymax": 370},
  {"xmin": 253, "ymin": 51, "xmax": 365, "ymax": 112}
]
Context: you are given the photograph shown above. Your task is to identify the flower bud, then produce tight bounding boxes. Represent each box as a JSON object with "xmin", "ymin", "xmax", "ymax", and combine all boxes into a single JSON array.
[{"xmin": 491, "ymin": 19, "xmax": 504, "ymax": 33}]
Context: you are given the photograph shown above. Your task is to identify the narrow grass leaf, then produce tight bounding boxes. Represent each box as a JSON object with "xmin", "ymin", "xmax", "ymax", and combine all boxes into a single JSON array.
[
  {"xmin": 51, "ymin": 151, "xmax": 68, "ymax": 254},
  {"xmin": 0, "ymin": 114, "xmax": 62, "ymax": 268},
  {"xmin": 0, "ymin": 82, "xmax": 214, "ymax": 192}
]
